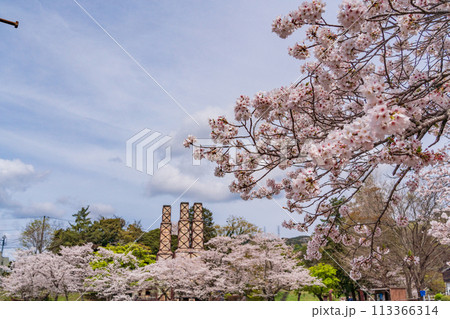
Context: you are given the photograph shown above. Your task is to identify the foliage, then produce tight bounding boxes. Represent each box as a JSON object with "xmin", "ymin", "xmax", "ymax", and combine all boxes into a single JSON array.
[
  {"xmin": 304, "ymin": 263, "xmax": 340, "ymax": 301},
  {"xmin": 137, "ymin": 228, "xmax": 160, "ymax": 254},
  {"xmin": 20, "ymin": 217, "xmax": 57, "ymax": 253},
  {"xmin": 87, "ymin": 247, "xmax": 142, "ymax": 301},
  {"xmin": 70, "ymin": 206, "xmax": 92, "ymax": 236},
  {"xmin": 274, "ymin": 290, "xmax": 319, "ymax": 301},
  {"xmin": 425, "ymin": 271, "xmax": 446, "ymax": 295},
  {"xmin": 137, "ymin": 228, "xmax": 178, "ymax": 254},
  {"xmin": 118, "ymin": 222, "xmax": 144, "ymax": 244},
  {"xmin": 214, "ymin": 215, "xmax": 262, "ymax": 237},
  {"xmin": 342, "ymin": 179, "xmax": 449, "ymax": 297},
  {"xmin": 2, "ymin": 235, "xmax": 319, "ymax": 301},
  {"xmin": 103, "ymin": 243, "xmax": 156, "ymax": 267},
  {"xmin": 50, "ymin": 207, "xmax": 92, "ymax": 250},
  {"xmin": 87, "ymin": 217, "xmax": 126, "ymax": 247},
  {"xmin": 285, "ymin": 235, "xmax": 310, "ymax": 247},
  {"xmin": 299, "ymin": 197, "xmax": 359, "ymax": 299},
  {"xmin": 50, "ymin": 206, "xmax": 146, "ymax": 251}
]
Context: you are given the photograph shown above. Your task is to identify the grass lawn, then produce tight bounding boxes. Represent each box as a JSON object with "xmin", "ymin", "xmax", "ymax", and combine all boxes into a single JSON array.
[
  {"xmin": 0, "ymin": 292, "xmax": 81, "ymax": 301},
  {"xmin": 0, "ymin": 292, "xmax": 11, "ymax": 301},
  {"xmin": 56, "ymin": 293, "xmax": 82, "ymax": 301},
  {"xmin": 275, "ymin": 291, "xmax": 320, "ymax": 301}
]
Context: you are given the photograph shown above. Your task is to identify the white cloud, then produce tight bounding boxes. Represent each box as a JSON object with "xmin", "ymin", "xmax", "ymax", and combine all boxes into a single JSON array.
[
  {"xmin": 0, "ymin": 158, "xmax": 65, "ymax": 218},
  {"xmin": 0, "ymin": 0, "xmax": 326, "ymax": 233},
  {"xmin": 0, "ymin": 158, "xmax": 45, "ymax": 192},
  {"xmin": 146, "ymin": 164, "xmax": 234, "ymax": 202},
  {"xmin": 19, "ymin": 202, "xmax": 65, "ymax": 218},
  {"xmin": 0, "ymin": 158, "xmax": 47, "ymax": 215},
  {"xmin": 89, "ymin": 203, "xmax": 116, "ymax": 218}
]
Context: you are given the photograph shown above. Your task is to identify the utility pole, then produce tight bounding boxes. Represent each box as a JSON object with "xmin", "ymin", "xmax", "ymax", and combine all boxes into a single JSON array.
[
  {"xmin": 38, "ymin": 216, "xmax": 46, "ymax": 253},
  {"xmin": 1, "ymin": 235, "xmax": 6, "ymax": 255},
  {"xmin": 0, "ymin": 17, "xmax": 19, "ymax": 28}
]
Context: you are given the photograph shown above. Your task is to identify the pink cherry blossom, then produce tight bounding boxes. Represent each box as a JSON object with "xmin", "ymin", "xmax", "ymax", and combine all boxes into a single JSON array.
[{"xmin": 185, "ymin": 0, "xmax": 449, "ymax": 261}]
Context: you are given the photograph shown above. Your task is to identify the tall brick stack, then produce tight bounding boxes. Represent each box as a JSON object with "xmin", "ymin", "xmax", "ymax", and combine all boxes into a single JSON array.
[
  {"xmin": 175, "ymin": 202, "xmax": 191, "ymax": 258},
  {"xmin": 156, "ymin": 202, "xmax": 204, "ymax": 260},
  {"xmin": 190, "ymin": 203, "xmax": 204, "ymax": 257},
  {"xmin": 156, "ymin": 205, "xmax": 174, "ymax": 260}
]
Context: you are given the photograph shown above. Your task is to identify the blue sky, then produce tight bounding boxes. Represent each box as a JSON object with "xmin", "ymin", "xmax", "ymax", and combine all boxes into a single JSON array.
[{"xmin": 0, "ymin": 0, "xmax": 340, "ymax": 257}]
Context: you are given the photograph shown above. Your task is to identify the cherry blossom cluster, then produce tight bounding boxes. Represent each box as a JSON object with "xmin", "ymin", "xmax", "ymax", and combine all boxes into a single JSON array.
[
  {"xmin": 184, "ymin": 0, "xmax": 449, "ymax": 267},
  {"xmin": 337, "ymin": 0, "xmax": 368, "ymax": 32},
  {"xmin": 272, "ymin": 0, "xmax": 326, "ymax": 39},
  {"xmin": 396, "ymin": 215, "xmax": 409, "ymax": 227},
  {"xmin": 403, "ymin": 255, "xmax": 420, "ymax": 266},
  {"xmin": 288, "ymin": 43, "xmax": 310, "ymax": 60},
  {"xmin": 137, "ymin": 234, "xmax": 320, "ymax": 300},
  {"xmin": 429, "ymin": 213, "xmax": 450, "ymax": 245},
  {"xmin": 1, "ymin": 245, "xmax": 94, "ymax": 300}
]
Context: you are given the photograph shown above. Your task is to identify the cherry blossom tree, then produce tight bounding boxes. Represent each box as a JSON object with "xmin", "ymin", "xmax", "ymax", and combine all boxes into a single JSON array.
[
  {"xmin": 430, "ymin": 213, "xmax": 450, "ymax": 246},
  {"xmin": 320, "ymin": 176, "xmax": 449, "ymax": 296},
  {"xmin": 1, "ymin": 238, "xmax": 317, "ymax": 301},
  {"xmin": 141, "ymin": 256, "xmax": 224, "ymax": 300},
  {"xmin": 58, "ymin": 244, "xmax": 95, "ymax": 299},
  {"xmin": 423, "ymin": 162, "xmax": 450, "ymax": 246},
  {"xmin": 391, "ymin": 188, "xmax": 449, "ymax": 297},
  {"xmin": 185, "ymin": 0, "xmax": 449, "ymax": 270},
  {"xmin": 203, "ymin": 234, "xmax": 320, "ymax": 300},
  {"xmin": 363, "ymin": 188, "xmax": 447, "ymax": 298},
  {"xmin": 1, "ymin": 250, "xmax": 50, "ymax": 300},
  {"xmin": 86, "ymin": 247, "xmax": 144, "ymax": 301},
  {"xmin": 1, "ymin": 244, "xmax": 94, "ymax": 301},
  {"xmin": 423, "ymin": 161, "xmax": 450, "ymax": 271},
  {"xmin": 214, "ymin": 215, "xmax": 262, "ymax": 237},
  {"xmin": 137, "ymin": 234, "xmax": 318, "ymax": 301}
]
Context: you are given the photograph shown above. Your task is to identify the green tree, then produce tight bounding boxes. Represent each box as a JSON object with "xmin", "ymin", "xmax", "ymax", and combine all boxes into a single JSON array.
[
  {"xmin": 87, "ymin": 217, "xmax": 126, "ymax": 247},
  {"xmin": 138, "ymin": 228, "xmax": 160, "ymax": 254},
  {"xmin": 318, "ymin": 197, "xmax": 360, "ymax": 300},
  {"xmin": 118, "ymin": 221, "xmax": 144, "ymax": 244},
  {"xmin": 20, "ymin": 217, "xmax": 56, "ymax": 253},
  {"xmin": 50, "ymin": 206, "xmax": 93, "ymax": 251},
  {"xmin": 104, "ymin": 243, "xmax": 156, "ymax": 267},
  {"xmin": 304, "ymin": 263, "xmax": 340, "ymax": 301},
  {"xmin": 50, "ymin": 207, "xmax": 142, "ymax": 251},
  {"xmin": 138, "ymin": 228, "xmax": 177, "ymax": 254},
  {"xmin": 215, "ymin": 215, "xmax": 261, "ymax": 237},
  {"xmin": 70, "ymin": 206, "xmax": 92, "ymax": 237}
]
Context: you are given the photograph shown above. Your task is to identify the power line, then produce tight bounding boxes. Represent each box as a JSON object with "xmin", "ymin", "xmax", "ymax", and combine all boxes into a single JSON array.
[{"xmin": 0, "ymin": 216, "xmax": 71, "ymax": 223}]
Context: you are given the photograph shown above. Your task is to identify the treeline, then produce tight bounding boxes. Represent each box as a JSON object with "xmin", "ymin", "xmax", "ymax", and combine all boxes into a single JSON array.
[
  {"xmin": 295, "ymin": 179, "xmax": 450, "ymax": 301},
  {"xmin": 18, "ymin": 207, "xmax": 264, "ymax": 257},
  {"xmin": 47, "ymin": 206, "xmax": 217, "ymax": 256}
]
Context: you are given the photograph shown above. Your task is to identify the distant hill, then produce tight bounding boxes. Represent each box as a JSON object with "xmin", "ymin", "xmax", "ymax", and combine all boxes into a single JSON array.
[{"xmin": 284, "ymin": 235, "xmax": 310, "ymax": 247}]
